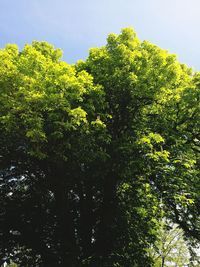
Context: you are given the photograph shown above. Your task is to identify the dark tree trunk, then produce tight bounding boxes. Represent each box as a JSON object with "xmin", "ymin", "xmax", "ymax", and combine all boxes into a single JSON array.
[
  {"xmin": 44, "ymin": 160, "xmax": 78, "ymax": 267},
  {"xmin": 54, "ymin": 184, "xmax": 78, "ymax": 267},
  {"xmin": 161, "ymin": 256, "xmax": 165, "ymax": 267},
  {"xmin": 79, "ymin": 181, "xmax": 94, "ymax": 261},
  {"xmin": 95, "ymin": 171, "xmax": 117, "ymax": 258}
]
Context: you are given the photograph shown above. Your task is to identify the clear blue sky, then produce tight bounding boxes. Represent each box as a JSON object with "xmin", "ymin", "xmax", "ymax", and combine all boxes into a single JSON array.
[{"xmin": 1, "ymin": 0, "xmax": 200, "ymax": 70}]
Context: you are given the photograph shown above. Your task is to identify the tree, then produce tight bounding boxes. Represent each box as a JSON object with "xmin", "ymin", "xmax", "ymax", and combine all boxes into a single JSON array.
[
  {"xmin": 149, "ymin": 218, "xmax": 190, "ymax": 267},
  {"xmin": 0, "ymin": 29, "xmax": 200, "ymax": 266},
  {"xmin": 0, "ymin": 41, "xmax": 108, "ymax": 266},
  {"xmin": 6, "ymin": 261, "xmax": 18, "ymax": 267},
  {"xmin": 81, "ymin": 27, "xmax": 200, "ymax": 263}
]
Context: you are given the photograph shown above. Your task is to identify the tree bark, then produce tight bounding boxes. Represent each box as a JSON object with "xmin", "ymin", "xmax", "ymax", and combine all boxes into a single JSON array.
[
  {"xmin": 78, "ymin": 181, "xmax": 94, "ymax": 261},
  {"xmin": 54, "ymin": 184, "xmax": 78, "ymax": 267},
  {"xmin": 161, "ymin": 256, "xmax": 165, "ymax": 267},
  {"xmin": 95, "ymin": 171, "xmax": 117, "ymax": 258}
]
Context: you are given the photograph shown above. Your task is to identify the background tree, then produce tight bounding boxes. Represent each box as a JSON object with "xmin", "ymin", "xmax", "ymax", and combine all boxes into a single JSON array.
[{"xmin": 149, "ymin": 217, "xmax": 190, "ymax": 267}]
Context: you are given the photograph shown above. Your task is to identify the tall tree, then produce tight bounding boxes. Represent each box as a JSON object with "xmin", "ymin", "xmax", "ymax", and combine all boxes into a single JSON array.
[
  {"xmin": 0, "ymin": 29, "xmax": 200, "ymax": 266},
  {"xmin": 81, "ymin": 28, "xmax": 200, "ymax": 264}
]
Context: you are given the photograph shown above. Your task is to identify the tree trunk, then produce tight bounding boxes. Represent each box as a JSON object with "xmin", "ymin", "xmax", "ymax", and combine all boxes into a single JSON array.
[
  {"xmin": 95, "ymin": 171, "xmax": 117, "ymax": 258},
  {"xmin": 79, "ymin": 181, "xmax": 94, "ymax": 261},
  {"xmin": 54, "ymin": 182, "xmax": 77, "ymax": 267},
  {"xmin": 161, "ymin": 256, "xmax": 165, "ymax": 267}
]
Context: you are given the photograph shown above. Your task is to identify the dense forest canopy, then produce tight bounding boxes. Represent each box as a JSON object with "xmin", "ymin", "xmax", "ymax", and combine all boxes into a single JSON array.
[{"xmin": 0, "ymin": 28, "xmax": 200, "ymax": 267}]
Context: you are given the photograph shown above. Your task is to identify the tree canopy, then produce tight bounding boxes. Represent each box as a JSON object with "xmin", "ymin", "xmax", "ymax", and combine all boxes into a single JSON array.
[{"xmin": 0, "ymin": 28, "xmax": 200, "ymax": 267}]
